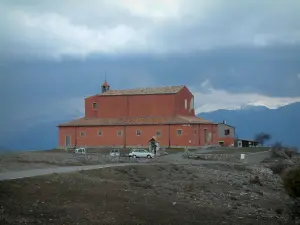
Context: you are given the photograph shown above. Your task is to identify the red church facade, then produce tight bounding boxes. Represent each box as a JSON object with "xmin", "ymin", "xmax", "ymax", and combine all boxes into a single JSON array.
[{"xmin": 58, "ymin": 82, "xmax": 219, "ymax": 148}]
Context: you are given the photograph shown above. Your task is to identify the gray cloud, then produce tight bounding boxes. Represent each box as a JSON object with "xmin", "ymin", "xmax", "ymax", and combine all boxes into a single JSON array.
[
  {"xmin": 1, "ymin": 0, "xmax": 300, "ymax": 144},
  {"xmin": 0, "ymin": 0, "xmax": 300, "ymax": 59}
]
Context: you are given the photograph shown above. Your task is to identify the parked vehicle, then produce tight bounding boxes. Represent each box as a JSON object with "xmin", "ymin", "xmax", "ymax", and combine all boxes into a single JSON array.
[
  {"xmin": 74, "ymin": 148, "xmax": 87, "ymax": 154},
  {"xmin": 129, "ymin": 149, "xmax": 155, "ymax": 158},
  {"xmin": 73, "ymin": 147, "xmax": 92, "ymax": 160},
  {"xmin": 110, "ymin": 149, "xmax": 120, "ymax": 157}
]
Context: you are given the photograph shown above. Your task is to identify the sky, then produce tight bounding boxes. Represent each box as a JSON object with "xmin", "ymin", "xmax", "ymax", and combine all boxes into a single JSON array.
[{"xmin": 1, "ymin": 0, "xmax": 300, "ymax": 141}]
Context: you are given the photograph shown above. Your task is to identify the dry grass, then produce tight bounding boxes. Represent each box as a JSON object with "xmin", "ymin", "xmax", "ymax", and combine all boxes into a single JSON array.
[{"xmin": 0, "ymin": 164, "xmax": 292, "ymax": 225}]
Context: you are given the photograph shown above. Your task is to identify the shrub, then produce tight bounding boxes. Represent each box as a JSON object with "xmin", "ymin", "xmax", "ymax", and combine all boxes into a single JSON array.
[
  {"xmin": 271, "ymin": 142, "xmax": 284, "ymax": 158},
  {"xmin": 282, "ymin": 167, "xmax": 300, "ymax": 220},
  {"xmin": 270, "ymin": 142, "xmax": 298, "ymax": 159},
  {"xmin": 275, "ymin": 208, "xmax": 284, "ymax": 215},
  {"xmin": 272, "ymin": 142, "xmax": 283, "ymax": 150},
  {"xmin": 269, "ymin": 163, "xmax": 289, "ymax": 175},
  {"xmin": 285, "ymin": 148, "xmax": 298, "ymax": 158},
  {"xmin": 282, "ymin": 167, "xmax": 300, "ymax": 199},
  {"xmin": 250, "ymin": 176, "xmax": 262, "ymax": 186}
]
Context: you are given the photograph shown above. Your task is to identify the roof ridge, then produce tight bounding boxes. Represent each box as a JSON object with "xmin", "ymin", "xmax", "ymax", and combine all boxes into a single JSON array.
[
  {"xmin": 98, "ymin": 85, "xmax": 185, "ymax": 96},
  {"xmin": 58, "ymin": 115, "xmax": 215, "ymax": 127},
  {"xmin": 108, "ymin": 85, "xmax": 184, "ymax": 91}
]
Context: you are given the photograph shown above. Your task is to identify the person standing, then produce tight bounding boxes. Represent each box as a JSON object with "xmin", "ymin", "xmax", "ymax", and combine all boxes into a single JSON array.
[{"xmin": 184, "ymin": 146, "xmax": 189, "ymax": 157}]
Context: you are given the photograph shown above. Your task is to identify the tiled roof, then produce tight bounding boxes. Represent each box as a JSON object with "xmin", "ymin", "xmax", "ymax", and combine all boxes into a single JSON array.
[
  {"xmin": 218, "ymin": 123, "xmax": 235, "ymax": 128},
  {"xmin": 99, "ymin": 85, "xmax": 184, "ymax": 96},
  {"xmin": 58, "ymin": 116, "xmax": 214, "ymax": 127}
]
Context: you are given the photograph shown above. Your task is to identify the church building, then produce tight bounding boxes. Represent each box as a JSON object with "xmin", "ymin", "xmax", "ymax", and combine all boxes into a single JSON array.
[{"xmin": 57, "ymin": 81, "xmax": 219, "ymax": 148}]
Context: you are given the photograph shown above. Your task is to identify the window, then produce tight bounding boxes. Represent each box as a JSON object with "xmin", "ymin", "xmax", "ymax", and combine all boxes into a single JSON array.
[
  {"xmin": 224, "ymin": 129, "xmax": 230, "ymax": 135},
  {"xmin": 136, "ymin": 130, "xmax": 141, "ymax": 136},
  {"xmin": 184, "ymin": 99, "xmax": 187, "ymax": 109},
  {"xmin": 65, "ymin": 135, "xmax": 71, "ymax": 147},
  {"xmin": 80, "ymin": 131, "xmax": 86, "ymax": 137},
  {"xmin": 190, "ymin": 97, "xmax": 194, "ymax": 111},
  {"xmin": 92, "ymin": 102, "xmax": 97, "ymax": 110},
  {"xmin": 98, "ymin": 130, "xmax": 103, "ymax": 136},
  {"xmin": 156, "ymin": 130, "xmax": 161, "ymax": 137},
  {"xmin": 117, "ymin": 130, "xmax": 122, "ymax": 136},
  {"xmin": 177, "ymin": 129, "xmax": 182, "ymax": 136}
]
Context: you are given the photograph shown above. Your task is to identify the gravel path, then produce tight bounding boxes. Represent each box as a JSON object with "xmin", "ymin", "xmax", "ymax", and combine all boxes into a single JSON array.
[{"xmin": 0, "ymin": 163, "xmax": 155, "ymax": 181}]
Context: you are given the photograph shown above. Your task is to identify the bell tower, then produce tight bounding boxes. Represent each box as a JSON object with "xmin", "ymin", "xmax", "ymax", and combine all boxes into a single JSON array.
[{"xmin": 101, "ymin": 79, "xmax": 110, "ymax": 93}]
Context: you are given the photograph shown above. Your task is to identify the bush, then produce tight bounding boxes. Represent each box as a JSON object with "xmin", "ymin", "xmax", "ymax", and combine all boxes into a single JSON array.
[
  {"xmin": 269, "ymin": 163, "xmax": 289, "ymax": 175},
  {"xmin": 272, "ymin": 142, "xmax": 283, "ymax": 150},
  {"xmin": 250, "ymin": 175, "xmax": 262, "ymax": 186},
  {"xmin": 285, "ymin": 148, "xmax": 298, "ymax": 158},
  {"xmin": 282, "ymin": 167, "xmax": 300, "ymax": 198},
  {"xmin": 282, "ymin": 167, "xmax": 300, "ymax": 220},
  {"xmin": 270, "ymin": 142, "xmax": 297, "ymax": 159},
  {"xmin": 271, "ymin": 142, "xmax": 285, "ymax": 158}
]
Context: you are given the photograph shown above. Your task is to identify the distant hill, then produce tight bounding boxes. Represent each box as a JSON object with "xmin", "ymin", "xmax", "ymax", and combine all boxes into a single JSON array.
[
  {"xmin": 0, "ymin": 145, "xmax": 11, "ymax": 152},
  {"xmin": 198, "ymin": 102, "xmax": 300, "ymax": 148},
  {"xmin": 0, "ymin": 120, "xmax": 65, "ymax": 151}
]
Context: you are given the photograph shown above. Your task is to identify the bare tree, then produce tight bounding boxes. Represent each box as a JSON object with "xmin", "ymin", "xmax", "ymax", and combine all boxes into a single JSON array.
[{"xmin": 254, "ymin": 132, "xmax": 271, "ymax": 145}]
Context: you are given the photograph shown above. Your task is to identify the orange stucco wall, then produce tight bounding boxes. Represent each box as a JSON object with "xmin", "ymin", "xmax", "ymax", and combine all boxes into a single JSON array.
[
  {"xmin": 85, "ymin": 94, "xmax": 176, "ymax": 118},
  {"xmin": 175, "ymin": 87, "xmax": 195, "ymax": 116},
  {"xmin": 85, "ymin": 95, "xmax": 98, "ymax": 118},
  {"xmin": 84, "ymin": 88, "xmax": 195, "ymax": 118},
  {"xmin": 58, "ymin": 124, "xmax": 219, "ymax": 148},
  {"xmin": 127, "ymin": 95, "xmax": 175, "ymax": 117},
  {"xmin": 97, "ymin": 96, "xmax": 128, "ymax": 118}
]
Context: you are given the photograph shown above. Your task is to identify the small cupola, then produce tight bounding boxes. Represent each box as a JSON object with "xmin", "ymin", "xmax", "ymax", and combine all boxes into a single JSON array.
[{"xmin": 101, "ymin": 79, "xmax": 110, "ymax": 93}]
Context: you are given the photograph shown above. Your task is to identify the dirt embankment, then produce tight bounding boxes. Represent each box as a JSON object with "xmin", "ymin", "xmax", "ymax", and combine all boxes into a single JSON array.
[
  {"xmin": 0, "ymin": 151, "xmax": 135, "ymax": 172},
  {"xmin": 0, "ymin": 164, "xmax": 293, "ymax": 225}
]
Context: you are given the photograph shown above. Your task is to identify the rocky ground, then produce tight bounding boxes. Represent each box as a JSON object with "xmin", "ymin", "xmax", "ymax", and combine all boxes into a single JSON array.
[{"xmin": 0, "ymin": 163, "xmax": 296, "ymax": 225}]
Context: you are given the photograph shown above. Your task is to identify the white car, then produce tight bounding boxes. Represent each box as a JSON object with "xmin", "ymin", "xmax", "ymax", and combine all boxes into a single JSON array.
[
  {"xmin": 74, "ymin": 148, "xmax": 87, "ymax": 154},
  {"xmin": 129, "ymin": 149, "xmax": 155, "ymax": 158},
  {"xmin": 110, "ymin": 149, "xmax": 120, "ymax": 157}
]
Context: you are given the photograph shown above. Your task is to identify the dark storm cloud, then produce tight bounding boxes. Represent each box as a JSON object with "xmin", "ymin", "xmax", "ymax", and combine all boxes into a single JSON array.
[
  {"xmin": 1, "ymin": 45, "xmax": 299, "ymax": 107},
  {"xmin": 0, "ymin": 0, "xmax": 300, "ymax": 59},
  {"xmin": 0, "ymin": 0, "xmax": 300, "ymax": 144}
]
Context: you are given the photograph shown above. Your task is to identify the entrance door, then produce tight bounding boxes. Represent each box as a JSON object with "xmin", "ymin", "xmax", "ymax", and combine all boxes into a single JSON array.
[
  {"xmin": 65, "ymin": 135, "xmax": 71, "ymax": 147},
  {"xmin": 204, "ymin": 129, "xmax": 207, "ymax": 145}
]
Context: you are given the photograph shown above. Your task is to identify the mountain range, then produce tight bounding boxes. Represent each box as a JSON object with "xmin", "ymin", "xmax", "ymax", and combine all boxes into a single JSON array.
[
  {"xmin": 0, "ymin": 102, "xmax": 299, "ymax": 151},
  {"xmin": 198, "ymin": 102, "xmax": 300, "ymax": 148}
]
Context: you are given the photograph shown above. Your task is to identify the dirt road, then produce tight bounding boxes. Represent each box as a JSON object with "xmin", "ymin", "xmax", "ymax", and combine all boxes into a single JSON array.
[{"xmin": 0, "ymin": 162, "xmax": 157, "ymax": 181}]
